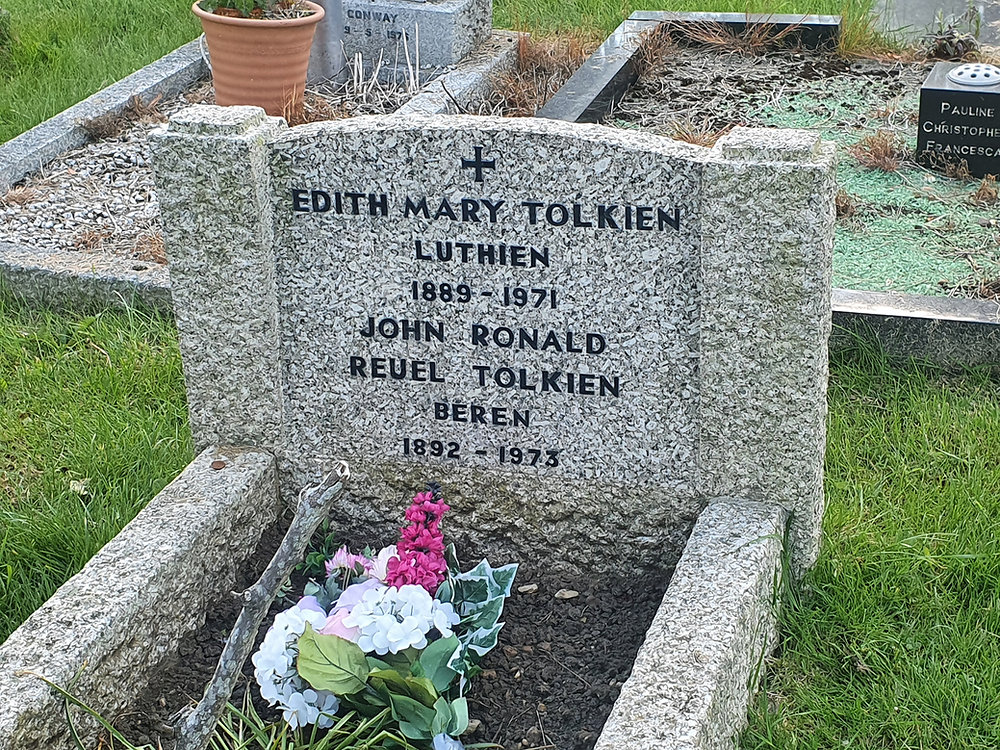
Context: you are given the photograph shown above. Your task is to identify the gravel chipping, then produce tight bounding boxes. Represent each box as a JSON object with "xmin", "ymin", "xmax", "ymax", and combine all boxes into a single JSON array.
[{"xmin": 0, "ymin": 76, "xmax": 421, "ymax": 266}]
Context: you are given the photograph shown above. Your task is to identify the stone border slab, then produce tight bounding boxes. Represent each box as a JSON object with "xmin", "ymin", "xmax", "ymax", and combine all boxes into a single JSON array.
[
  {"xmin": 594, "ymin": 498, "xmax": 787, "ymax": 750},
  {"xmin": 0, "ymin": 39, "xmax": 208, "ymax": 194},
  {"xmin": 537, "ymin": 11, "xmax": 841, "ymax": 123},
  {"xmin": 832, "ymin": 288, "xmax": 1000, "ymax": 367},
  {"xmin": 396, "ymin": 30, "xmax": 519, "ymax": 115},
  {"xmin": 0, "ymin": 446, "xmax": 280, "ymax": 750},
  {"xmin": 0, "ymin": 241, "xmax": 171, "ymax": 312}
]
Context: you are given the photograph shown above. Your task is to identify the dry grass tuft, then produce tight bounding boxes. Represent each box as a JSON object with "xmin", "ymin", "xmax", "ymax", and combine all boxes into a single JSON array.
[
  {"xmin": 480, "ymin": 32, "xmax": 596, "ymax": 117},
  {"xmin": 835, "ymin": 189, "xmax": 858, "ymax": 218},
  {"xmin": 72, "ymin": 229, "xmax": 111, "ymax": 253},
  {"xmin": 662, "ymin": 118, "xmax": 732, "ymax": 148},
  {"xmin": 636, "ymin": 24, "xmax": 676, "ymax": 74},
  {"xmin": 79, "ymin": 94, "xmax": 166, "ymax": 141},
  {"xmin": 665, "ymin": 19, "xmax": 804, "ymax": 55},
  {"xmin": 1, "ymin": 186, "xmax": 38, "ymax": 207},
  {"xmin": 971, "ymin": 175, "xmax": 999, "ymax": 205},
  {"xmin": 849, "ymin": 130, "xmax": 909, "ymax": 171},
  {"xmin": 285, "ymin": 92, "xmax": 348, "ymax": 126},
  {"xmin": 133, "ymin": 232, "xmax": 167, "ymax": 264}
]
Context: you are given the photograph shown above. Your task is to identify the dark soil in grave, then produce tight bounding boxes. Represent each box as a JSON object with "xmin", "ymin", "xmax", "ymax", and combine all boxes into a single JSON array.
[
  {"xmin": 610, "ymin": 33, "xmax": 1000, "ymax": 300},
  {"xmin": 114, "ymin": 521, "xmax": 672, "ymax": 750}
]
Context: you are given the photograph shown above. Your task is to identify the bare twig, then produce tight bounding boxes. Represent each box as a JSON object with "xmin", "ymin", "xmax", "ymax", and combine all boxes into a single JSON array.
[{"xmin": 173, "ymin": 463, "xmax": 351, "ymax": 750}]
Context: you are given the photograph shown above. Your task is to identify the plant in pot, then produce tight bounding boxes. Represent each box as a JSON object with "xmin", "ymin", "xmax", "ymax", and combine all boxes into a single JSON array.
[{"xmin": 193, "ymin": 0, "xmax": 325, "ymax": 118}]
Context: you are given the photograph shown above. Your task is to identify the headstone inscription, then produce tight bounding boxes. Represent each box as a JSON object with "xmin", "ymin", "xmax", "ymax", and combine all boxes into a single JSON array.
[
  {"xmin": 918, "ymin": 61, "xmax": 1000, "ymax": 177},
  {"xmin": 151, "ymin": 109, "xmax": 835, "ymax": 576},
  {"xmin": 340, "ymin": 0, "xmax": 491, "ymax": 70}
]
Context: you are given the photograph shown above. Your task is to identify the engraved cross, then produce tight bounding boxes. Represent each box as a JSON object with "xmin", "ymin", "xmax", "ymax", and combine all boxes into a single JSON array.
[{"xmin": 461, "ymin": 146, "xmax": 496, "ymax": 182}]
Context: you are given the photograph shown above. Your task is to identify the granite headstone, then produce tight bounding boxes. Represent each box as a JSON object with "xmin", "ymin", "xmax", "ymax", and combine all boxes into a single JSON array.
[{"xmin": 151, "ymin": 109, "xmax": 835, "ymax": 576}]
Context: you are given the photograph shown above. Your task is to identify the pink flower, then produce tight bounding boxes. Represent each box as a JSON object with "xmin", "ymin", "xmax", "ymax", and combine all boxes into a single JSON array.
[
  {"xmin": 385, "ymin": 484, "xmax": 451, "ymax": 595},
  {"xmin": 319, "ymin": 609, "xmax": 360, "ymax": 641},
  {"xmin": 325, "ymin": 546, "xmax": 374, "ymax": 579}
]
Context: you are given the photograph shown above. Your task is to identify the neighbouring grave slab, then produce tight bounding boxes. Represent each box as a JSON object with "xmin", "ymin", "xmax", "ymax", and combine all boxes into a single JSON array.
[
  {"xmin": 151, "ymin": 108, "xmax": 835, "ymax": 576},
  {"xmin": 918, "ymin": 61, "xmax": 1000, "ymax": 177},
  {"xmin": 341, "ymin": 0, "xmax": 490, "ymax": 71}
]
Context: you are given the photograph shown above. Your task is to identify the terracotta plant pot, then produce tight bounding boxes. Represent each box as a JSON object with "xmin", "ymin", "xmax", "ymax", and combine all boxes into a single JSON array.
[{"xmin": 193, "ymin": 1, "xmax": 325, "ymax": 118}]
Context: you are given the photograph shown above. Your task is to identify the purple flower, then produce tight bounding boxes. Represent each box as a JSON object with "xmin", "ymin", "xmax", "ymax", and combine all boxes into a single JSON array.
[
  {"xmin": 325, "ymin": 546, "xmax": 374, "ymax": 579},
  {"xmin": 331, "ymin": 577, "xmax": 383, "ymax": 613},
  {"xmin": 296, "ymin": 595, "xmax": 327, "ymax": 617}
]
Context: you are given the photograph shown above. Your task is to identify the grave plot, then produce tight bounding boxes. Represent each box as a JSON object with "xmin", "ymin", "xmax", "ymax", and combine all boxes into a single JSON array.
[
  {"xmin": 603, "ymin": 25, "xmax": 1000, "ymax": 301},
  {"xmin": 0, "ymin": 104, "xmax": 833, "ymax": 750}
]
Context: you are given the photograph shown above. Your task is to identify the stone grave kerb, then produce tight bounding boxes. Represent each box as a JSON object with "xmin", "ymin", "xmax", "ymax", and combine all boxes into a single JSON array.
[{"xmin": 151, "ymin": 107, "xmax": 835, "ymax": 577}]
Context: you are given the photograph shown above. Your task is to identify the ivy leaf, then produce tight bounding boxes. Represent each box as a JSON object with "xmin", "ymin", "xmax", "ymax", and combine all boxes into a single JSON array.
[
  {"xmin": 464, "ymin": 623, "xmax": 503, "ymax": 657},
  {"xmin": 489, "ymin": 564, "xmax": 518, "ymax": 597},
  {"xmin": 463, "ymin": 596, "xmax": 503, "ymax": 629},
  {"xmin": 435, "ymin": 578, "xmax": 454, "ymax": 605},
  {"xmin": 296, "ymin": 625, "xmax": 369, "ymax": 694},
  {"xmin": 445, "ymin": 542, "xmax": 461, "ymax": 573}
]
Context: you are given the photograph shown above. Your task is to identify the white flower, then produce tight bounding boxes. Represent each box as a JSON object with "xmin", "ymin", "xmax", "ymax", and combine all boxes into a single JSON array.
[
  {"xmin": 343, "ymin": 584, "xmax": 460, "ymax": 655},
  {"xmin": 370, "ymin": 544, "xmax": 399, "ymax": 582},
  {"xmin": 251, "ymin": 604, "xmax": 340, "ymax": 729}
]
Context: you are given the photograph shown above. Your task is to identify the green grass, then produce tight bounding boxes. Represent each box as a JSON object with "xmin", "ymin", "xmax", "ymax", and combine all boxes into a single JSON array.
[
  {"xmin": 0, "ymin": 0, "xmax": 875, "ymax": 143},
  {"xmin": 743, "ymin": 345, "xmax": 1000, "ymax": 749},
  {"xmin": 0, "ymin": 0, "xmax": 201, "ymax": 143},
  {"xmin": 0, "ymin": 296, "xmax": 191, "ymax": 642},
  {"xmin": 496, "ymin": 0, "xmax": 875, "ymax": 37}
]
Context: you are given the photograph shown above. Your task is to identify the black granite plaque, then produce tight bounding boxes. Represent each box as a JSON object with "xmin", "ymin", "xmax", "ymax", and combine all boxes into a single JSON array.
[{"xmin": 918, "ymin": 62, "xmax": 1000, "ymax": 177}]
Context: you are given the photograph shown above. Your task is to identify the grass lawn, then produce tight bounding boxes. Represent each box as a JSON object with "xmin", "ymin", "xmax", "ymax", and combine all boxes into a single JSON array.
[
  {"xmin": 0, "ymin": 297, "xmax": 191, "ymax": 642},
  {"xmin": 0, "ymin": 0, "xmax": 874, "ymax": 143},
  {"xmin": 744, "ymin": 347, "xmax": 1000, "ymax": 749}
]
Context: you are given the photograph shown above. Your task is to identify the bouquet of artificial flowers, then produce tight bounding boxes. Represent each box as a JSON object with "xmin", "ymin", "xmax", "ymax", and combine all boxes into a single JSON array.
[{"xmin": 251, "ymin": 483, "xmax": 516, "ymax": 749}]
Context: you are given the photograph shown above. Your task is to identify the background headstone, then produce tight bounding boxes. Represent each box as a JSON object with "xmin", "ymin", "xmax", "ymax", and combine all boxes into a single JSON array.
[
  {"xmin": 918, "ymin": 61, "xmax": 1000, "ymax": 177},
  {"xmin": 307, "ymin": 0, "xmax": 346, "ymax": 83},
  {"xmin": 340, "ymin": 0, "xmax": 491, "ymax": 73},
  {"xmin": 152, "ymin": 110, "xmax": 835, "ymax": 576}
]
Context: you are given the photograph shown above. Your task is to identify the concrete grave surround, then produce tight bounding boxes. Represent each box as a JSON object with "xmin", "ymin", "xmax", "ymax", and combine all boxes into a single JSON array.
[
  {"xmin": 0, "ymin": 447, "xmax": 280, "ymax": 750},
  {"xmin": 340, "ymin": 0, "xmax": 491, "ymax": 71},
  {"xmin": 152, "ymin": 108, "xmax": 835, "ymax": 576}
]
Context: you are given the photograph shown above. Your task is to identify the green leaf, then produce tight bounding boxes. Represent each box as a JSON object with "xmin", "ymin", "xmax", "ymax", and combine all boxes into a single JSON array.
[
  {"xmin": 399, "ymin": 719, "xmax": 433, "ymax": 741},
  {"xmin": 303, "ymin": 580, "xmax": 321, "ymax": 598},
  {"xmin": 449, "ymin": 696, "xmax": 469, "ymax": 736},
  {"xmin": 409, "ymin": 659, "xmax": 427, "ymax": 679},
  {"xmin": 404, "ymin": 676, "xmax": 439, "ymax": 707},
  {"xmin": 389, "ymin": 693, "xmax": 436, "ymax": 737},
  {"xmin": 464, "ymin": 595, "xmax": 504, "ymax": 629},
  {"xmin": 432, "ymin": 696, "xmax": 453, "ymax": 736},
  {"xmin": 453, "ymin": 577, "xmax": 491, "ymax": 616},
  {"xmin": 445, "ymin": 542, "xmax": 461, "ymax": 573},
  {"xmin": 296, "ymin": 625, "xmax": 370, "ymax": 694},
  {"xmin": 435, "ymin": 578, "xmax": 454, "ymax": 604},
  {"xmin": 369, "ymin": 668, "xmax": 409, "ymax": 695},
  {"xmin": 420, "ymin": 635, "xmax": 460, "ymax": 692}
]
